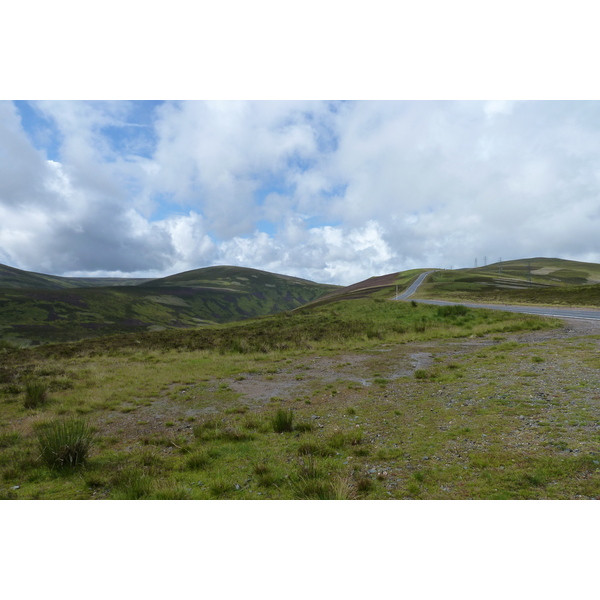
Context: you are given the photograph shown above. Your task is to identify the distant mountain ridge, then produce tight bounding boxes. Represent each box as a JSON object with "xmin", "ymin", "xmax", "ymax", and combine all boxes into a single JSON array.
[
  {"xmin": 0, "ymin": 263, "xmax": 340, "ymax": 345},
  {"xmin": 0, "ymin": 263, "xmax": 151, "ymax": 290}
]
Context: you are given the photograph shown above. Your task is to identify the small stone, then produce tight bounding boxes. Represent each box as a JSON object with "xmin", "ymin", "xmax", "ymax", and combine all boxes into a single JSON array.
[
  {"xmin": 235, "ymin": 484, "xmax": 241, "ymax": 490},
  {"xmin": 10, "ymin": 486, "xmax": 19, "ymax": 490}
]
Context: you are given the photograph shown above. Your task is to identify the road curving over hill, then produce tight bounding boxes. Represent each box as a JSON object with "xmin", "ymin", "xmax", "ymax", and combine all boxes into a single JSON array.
[
  {"xmin": 394, "ymin": 271, "xmax": 436, "ymax": 300},
  {"xmin": 395, "ymin": 270, "xmax": 600, "ymax": 322}
]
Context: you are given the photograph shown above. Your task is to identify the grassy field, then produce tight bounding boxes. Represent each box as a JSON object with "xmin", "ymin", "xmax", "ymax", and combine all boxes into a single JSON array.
[
  {"xmin": 2, "ymin": 295, "xmax": 579, "ymax": 500},
  {"xmin": 414, "ymin": 258, "xmax": 600, "ymax": 306}
]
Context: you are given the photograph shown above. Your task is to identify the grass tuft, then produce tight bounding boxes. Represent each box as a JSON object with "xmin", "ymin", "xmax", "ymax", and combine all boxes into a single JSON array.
[
  {"xmin": 36, "ymin": 418, "xmax": 94, "ymax": 469},
  {"xmin": 271, "ymin": 409, "xmax": 294, "ymax": 433},
  {"xmin": 24, "ymin": 379, "xmax": 49, "ymax": 409},
  {"xmin": 111, "ymin": 466, "xmax": 154, "ymax": 499},
  {"xmin": 330, "ymin": 474, "xmax": 357, "ymax": 500},
  {"xmin": 185, "ymin": 450, "xmax": 212, "ymax": 470}
]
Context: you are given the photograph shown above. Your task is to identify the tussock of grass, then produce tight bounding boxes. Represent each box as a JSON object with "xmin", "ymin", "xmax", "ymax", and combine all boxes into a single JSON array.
[
  {"xmin": 293, "ymin": 478, "xmax": 333, "ymax": 499},
  {"xmin": 330, "ymin": 475, "xmax": 357, "ymax": 500},
  {"xmin": 271, "ymin": 409, "xmax": 294, "ymax": 433},
  {"xmin": 36, "ymin": 418, "xmax": 94, "ymax": 469},
  {"xmin": 297, "ymin": 439, "xmax": 335, "ymax": 457},
  {"xmin": 208, "ymin": 473, "xmax": 233, "ymax": 497},
  {"xmin": 185, "ymin": 450, "xmax": 212, "ymax": 470},
  {"xmin": 24, "ymin": 380, "xmax": 49, "ymax": 409},
  {"xmin": 110, "ymin": 466, "xmax": 154, "ymax": 499},
  {"xmin": 293, "ymin": 420, "xmax": 314, "ymax": 433},
  {"xmin": 296, "ymin": 456, "xmax": 322, "ymax": 479}
]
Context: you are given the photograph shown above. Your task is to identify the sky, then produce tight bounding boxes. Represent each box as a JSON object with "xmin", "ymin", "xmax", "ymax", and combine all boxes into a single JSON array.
[{"xmin": 3, "ymin": 99, "xmax": 600, "ymax": 285}]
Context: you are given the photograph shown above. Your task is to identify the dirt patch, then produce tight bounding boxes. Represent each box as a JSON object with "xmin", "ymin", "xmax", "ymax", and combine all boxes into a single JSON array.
[{"xmin": 95, "ymin": 317, "xmax": 600, "ymax": 454}]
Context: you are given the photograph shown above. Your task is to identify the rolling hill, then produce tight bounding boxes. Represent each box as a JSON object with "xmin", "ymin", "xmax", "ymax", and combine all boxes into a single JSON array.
[
  {"xmin": 0, "ymin": 264, "xmax": 339, "ymax": 345},
  {"xmin": 413, "ymin": 257, "xmax": 600, "ymax": 306},
  {"xmin": 4, "ymin": 256, "xmax": 600, "ymax": 347},
  {"xmin": 300, "ymin": 268, "xmax": 432, "ymax": 308},
  {"xmin": 0, "ymin": 263, "xmax": 150, "ymax": 289}
]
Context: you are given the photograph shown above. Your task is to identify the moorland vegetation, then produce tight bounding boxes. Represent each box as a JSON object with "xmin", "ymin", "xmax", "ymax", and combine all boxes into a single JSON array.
[
  {"xmin": 1, "ymin": 258, "xmax": 599, "ymax": 500},
  {"xmin": 415, "ymin": 257, "xmax": 600, "ymax": 307}
]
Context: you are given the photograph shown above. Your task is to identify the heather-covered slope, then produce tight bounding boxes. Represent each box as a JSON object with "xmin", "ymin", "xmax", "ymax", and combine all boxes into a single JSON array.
[{"xmin": 0, "ymin": 264, "xmax": 339, "ymax": 345}]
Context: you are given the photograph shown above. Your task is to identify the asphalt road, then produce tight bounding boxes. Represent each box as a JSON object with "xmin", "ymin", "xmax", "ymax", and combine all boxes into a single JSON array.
[
  {"xmin": 394, "ymin": 271, "xmax": 600, "ymax": 322},
  {"xmin": 394, "ymin": 271, "xmax": 436, "ymax": 300}
]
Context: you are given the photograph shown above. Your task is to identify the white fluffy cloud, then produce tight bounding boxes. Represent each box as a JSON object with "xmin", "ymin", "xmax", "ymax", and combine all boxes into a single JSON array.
[
  {"xmin": 218, "ymin": 220, "xmax": 395, "ymax": 284},
  {"xmin": 3, "ymin": 100, "xmax": 600, "ymax": 285}
]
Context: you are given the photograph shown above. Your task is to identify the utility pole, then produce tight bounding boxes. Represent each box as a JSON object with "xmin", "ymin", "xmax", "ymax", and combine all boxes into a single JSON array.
[
  {"xmin": 474, "ymin": 258, "xmax": 478, "ymax": 268},
  {"xmin": 484, "ymin": 256, "xmax": 487, "ymax": 267}
]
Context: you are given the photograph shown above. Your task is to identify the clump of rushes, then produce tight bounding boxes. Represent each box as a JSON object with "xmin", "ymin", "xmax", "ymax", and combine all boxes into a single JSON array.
[
  {"xmin": 271, "ymin": 409, "xmax": 294, "ymax": 433},
  {"xmin": 36, "ymin": 418, "xmax": 95, "ymax": 469},
  {"xmin": 24, "ymin": 379, "xmax": 49, "ymax": 409}
]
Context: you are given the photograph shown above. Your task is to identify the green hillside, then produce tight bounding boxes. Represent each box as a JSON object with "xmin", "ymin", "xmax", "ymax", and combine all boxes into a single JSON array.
[
  {"xmin": 0, "ymin": 263, "xmax": 76, "ymax": 290},
  {"xmin": 413, "ymin": 257, "xmax": 600, "ymax": 306},
  {"xmin": 0, "ymin": 264, "xmax": 339, "ymax": 346},
  {"xmin": 0, "ymin": 263, "xmax": 148, "ymax": 289},
  {"xmin": 301, "ymin": 269, "xmax": 431, "ymax": 308}
]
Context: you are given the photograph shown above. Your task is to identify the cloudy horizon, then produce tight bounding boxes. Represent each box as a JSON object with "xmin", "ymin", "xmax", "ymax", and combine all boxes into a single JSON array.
[{"xmin": 2, "ymin": 100, "xmax": 600, "ymax": 286}]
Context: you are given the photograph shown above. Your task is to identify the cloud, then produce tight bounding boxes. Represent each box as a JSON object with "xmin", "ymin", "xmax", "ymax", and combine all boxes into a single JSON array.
[
  {"xmin": 0, "ymin": 102, "xmax": 177, "ymax": 274},
  {"xmin": 148, "ymin": 101, "xmax": 331, "ymax": 237},
  {"xmin": 217, "ymin": 220, "xmax": 396, "ymax": 284},
  {"xmin": 0, "ymin": 102, "xmax": 57, "ymax": 208},
  {"xmin": 4, "ymin": 100, "xmax": 600, "ymax": 285}
]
